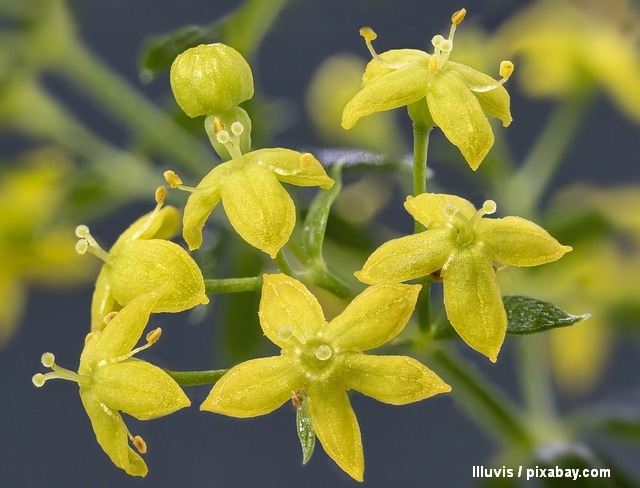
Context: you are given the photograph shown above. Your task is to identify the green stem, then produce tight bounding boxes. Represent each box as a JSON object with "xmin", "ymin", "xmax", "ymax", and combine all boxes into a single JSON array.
[
  {"xmin": 164, "ymin": 369, "xmax": 228, "ymax": 387},
  {"xmin": 306, "ymin": 263, "xmax": 353, "ymax": 299},
  {"xmin": 430, "ymin": 348, "xmax": 533, "ymax": 449},
  {"xmin": 61, "ymin": 43, "xmax": 211, "ymax": 173},
  {"xmin": 502, "ymin": 91, "xmax": 592, "ymax": 217},
  {"xmin": 412, "ymin": 123, "xmax": 432, "ymax": 232},
  {"xmin": 275, "ymin": 249, "xmax": 294, "ymax": 276},
  {"xmin": 416, "ymin": 280, "xmax": 432, "ymax": 333},
  {"xmin": 204, "ymin": 276, "xmax": 262, "ymax": 294}
]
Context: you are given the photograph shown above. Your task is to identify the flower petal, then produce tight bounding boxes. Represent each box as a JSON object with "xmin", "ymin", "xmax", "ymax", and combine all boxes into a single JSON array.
[
  {"xmin": 307, "ymin": 385, "xmax": 364, "ymax": 482},
  {"xmin": 325, "ymin": 283, "xmax": 420, "ymax": 351},
  {"xmin": 426, "ymin": 69, "xmax": 494, "ymax": 170},
  {"xmin": 342, "ymin": 62, "xmax": 429, "ymax": 129},
  {"xmin": 90, "ymin": 359, "xmax": 191, "ymax": 420},
  {"xmin": 200, "ymin": 356, "xmax": 300, "ymax": 417},
  {"xmin": 338, "ymin": 353, "xmax": 451, "ymax": 405},
  {"xmin": 476, "ymin": 216, "xmax": 572, "ymax": 266},
  {"xmin": 221, "ymin": 165, "xmax": 295, "ymax": 258},
  {"xmin": 80, "ymin": 388, "xmax": 148, "ymax": 477},
  {"xmin": 248, "ymin": 148, "xmax": 334, "ymax": 189},
  {"xmin": 361, "ymin": 49, "xmax": 431, "ymax": 85},
  {"xmin": 182, "ymin": 162, "xmax": 233, "ymax": 251},
  {"xmin": 112, "ymin": 206, "xmax": 180, "ymax": 253},
  {"xmin": 442, "ymin": 246, "xmax": 506, "ymax": 362},
  {"xmin": 259, "ymin": 274, "xmax": 325, "ymax": 348},
  {"xmin": 448, "ymin": 61, "xmax": 512, "ymax": 127},
  {"xmin": 79, "ymin": 284, "xmax": 170, "ymax": 373},
  {"xmin": 90, "ymin": 266, "xmax": 117, "ymax": 333},
  {"xmin": 404, "ymin": 193, "xmax": 476, "ymax": 228},
  {"xmin": 354, "ymin": 230, "xmax": 450, "ymax": 284},
  {"xmin": 108, "ymin": 239, "xmax": 209, "ymax": 312}
]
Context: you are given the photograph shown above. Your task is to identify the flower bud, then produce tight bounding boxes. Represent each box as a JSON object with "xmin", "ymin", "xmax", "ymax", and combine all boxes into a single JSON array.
[{"xmin": 170, "ymin": 43, "xmax": 254, "ymax": 117}]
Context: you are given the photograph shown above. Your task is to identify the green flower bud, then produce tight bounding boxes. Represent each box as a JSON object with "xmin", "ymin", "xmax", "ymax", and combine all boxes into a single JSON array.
[{"xmin": 170, "ymin": 43, "xmax": 254, "ymax": 117}]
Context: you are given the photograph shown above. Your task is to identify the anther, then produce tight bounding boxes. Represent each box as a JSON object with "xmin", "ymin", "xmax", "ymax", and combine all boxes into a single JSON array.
[
  {"xmin": 499, "ymin": 60, "xmax": 514, "ymax": 79},
  {"xmin": 155, "ymin": 186, "xmax": 168, "ymax": 206},
  {"xmin": 291, "ymin": 391, "xmax": 303, "ymax": 409},
  {"xmin": 315, "ymin": 344, "xmax": 332, "ymax": 361},
  {"xmin": 451, "ymin": 8, "xmax": 467, "ymax": 26},
  {"xmin": 163, "ymin": 170, "xmax": 183, "ymax": 188},
  {"xmin": 300, "ymin": 153, "xmax": 314, "ymax": 168},
  {"xmin": 145, "ymin": 327, "xmax": 162, "ymax": 345},
  {"xmin": 213, "ymin": 117, "xmax": 225, "ymax": 133},
  {"xmin": 216, "ymin": 130, "xmax": 230, "ymax": 145},
  {"xmin": 230, "ymin": 121, "xmax": 244, "ymax": 136},
  {"xmin": 41, "ymin": 352, "xmax": 55, "ymax": 368},
  {"xmin": 359, "ymin": 26, "xmax": 377, "ymax": 42},
  {"xmin": 132, "ymin": 435, "xmax": 147, "ymax": 454},
  {"xmin": 470, "ymin": 61, "xmax": 515, "ymax": 93},
  {"xmin": 103, "ymin": 311, "xmax": 118, "ymax": 324},
  {"xmin": 359, "ymin": 26, "xmax": 405, "ymax": 69}
]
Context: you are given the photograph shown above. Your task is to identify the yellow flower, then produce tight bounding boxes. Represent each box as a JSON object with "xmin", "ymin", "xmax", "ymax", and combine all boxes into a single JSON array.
[
  {"xmin": 32, "ymin": 285, "xmax": 191, "ymax": 476},
  {"xmin": 342, "ymin": 9, "xmax": 514, "ymax": 170},
  {"xmin": 0, "ymin": 150, "xmax": 93, "ymax": 346},
  {"xmin": 166, "ymin": 120, "xmax": 334, "ymax": 258},
  {"xmin": 355, "ymin": 193, "xmax": 571, "ymax": 362},
  {"xmin": 76, "ymin": 187, "xmax": 208, "ymax": 332},
  {"xmin": 200, "ymin": 274, "xmax": 450, "ymax": 481},
  {"xmin": 494, "ymin": 0, "xmax": 640, "ymax": 121}
]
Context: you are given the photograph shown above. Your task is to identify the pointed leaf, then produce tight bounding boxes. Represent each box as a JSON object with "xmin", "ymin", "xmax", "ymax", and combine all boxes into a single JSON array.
[
  {"xmin": 504, "ymin": 295, "xmax": 590, "ymax": 335},
  {"xmin": 295, "ymin": 393, "xmax": 316, "ymax": 465}
]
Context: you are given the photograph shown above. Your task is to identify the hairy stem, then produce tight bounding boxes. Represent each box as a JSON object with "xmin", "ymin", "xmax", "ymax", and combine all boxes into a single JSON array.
[
  {"xmin": 204, "ymin": 276, "xmax": 262, "ymax": 294},
  {"xmin": 412, "ymin": 123, "xmax": 432, "ymax": 232}
]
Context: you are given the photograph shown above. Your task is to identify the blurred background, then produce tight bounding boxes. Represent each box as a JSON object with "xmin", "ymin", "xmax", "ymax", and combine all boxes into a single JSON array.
[{"xmin": 2, "ymin": 0, "xmax": 640, "ymax": 486}]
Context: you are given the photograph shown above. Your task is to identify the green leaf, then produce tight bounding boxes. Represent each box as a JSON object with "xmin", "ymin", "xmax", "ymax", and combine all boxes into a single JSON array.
[
  {"xmin": 504, "ymin": 295, "xmax": 590, "ymax": 335},
  {"xmin": 295, "ymin": 393, "xmax": 316, "ymax": 465},
  {"xmin": 138, "ymin": 24, "xmax": 221, "ymax": 82}
]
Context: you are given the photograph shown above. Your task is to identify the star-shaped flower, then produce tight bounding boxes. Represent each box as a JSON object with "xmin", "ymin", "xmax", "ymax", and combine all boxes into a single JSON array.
[
  {"xmin": 165, "ymin": 120, "xmax": 334, "ymax": 258},
  {"xmin": 76, "ymin": 187, "xmax": 209, "ymax": 332},
  {"xmin": 200, "ymin": 273, "xmax": 450, "ymax": 481},
  {"xmin": 33, "ymin": 285, "xmax": 191, "ymax": 476},
  {"xmin": 342, "ymin": 9, "xmax": 514, "ymax": 170},
  {"xmin": 355, "ymin": 193, "xmax": 572, "ymax": 362}
]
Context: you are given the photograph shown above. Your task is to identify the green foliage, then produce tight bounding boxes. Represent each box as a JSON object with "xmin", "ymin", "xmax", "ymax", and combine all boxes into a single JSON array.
[{"xmin": 504, "ymin": 295, "xmax": 590, "ymax": 335}]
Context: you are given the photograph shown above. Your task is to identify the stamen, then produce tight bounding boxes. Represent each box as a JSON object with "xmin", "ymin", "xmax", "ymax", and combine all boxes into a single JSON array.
[
  {"xmin": 74, "ymin": 225, "xmax": 109, "ymax": 262},
  {"xmin": 129, "ymin": 188, "xmax": 169, "ymax": 241},
  {"xmin": 163, "ymin": 170, "xmax": 196, "ymax": 193},
  {"xmin": 216, "ymin": 130, "xmax": 230, "ymax": 145},
  {"xmin": 132, "ymin": 435, "xmax": 147, "ymax": 454},
  {"xmin": 469, "ymin": 200, "xmax": 497, "ymax": 227},
  {"xmin": 360, "ymin": 26, "xmax": 406, "ymax": 69},
  {"xmin": 155, "ymin": 186, "xmax": 168, "ymax": 206},
  {"xmin": 32, "ymin": 352, "xmax": 87, "ymax": 387},
  {"xmin": 315, "ymin": 344, "xmax": 332, "ymax": 361},
  {"xmin": 276, "ymin": 326, "xmax": 305, "ymax": 354},
  {"xmin": 100, "ymin": 403, "xmax": 147, "ymax": 455},
  {"xmin": 99, "ymin": 327, "xmax": 163, "ymax": 366},
  {"xmin": 230, "ymin": 121, "xmax": 244, "ymax": 136},
  {"xmin": 41, "ymin": 352, "xmax": 55, "ymax": 368},
  {"xmin": 449, "ymin": 8, "xmax": 466, "ymax": 41},
  {"xmin": 213, "ymin": 117, "xmax": 225, "ymax": 134},
  {"xmin": 291, "ymin": 391, "xmax": 304, "ymax": 409},
  {"xmin": 470, "ymin": 60, "xmax": 515, "ymax": 93}
]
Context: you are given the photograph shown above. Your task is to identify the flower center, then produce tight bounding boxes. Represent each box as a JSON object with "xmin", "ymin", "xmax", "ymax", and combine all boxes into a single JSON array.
[
  {"xmin": 277, "ymin": 326, "xmax": 336, "ymax": 379},
  {"xmin": 444, "ymin": 199, "xmax": 496, "ymax": 246}
]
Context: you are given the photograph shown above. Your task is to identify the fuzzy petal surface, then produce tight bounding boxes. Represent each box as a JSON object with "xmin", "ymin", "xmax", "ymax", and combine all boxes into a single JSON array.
[
  {"xmin": 182, "ymin": 162, "xmax": 232, "ymax": 251},
  {"xmin": 361, "ymin": 49, "xmax": 431, "ymax": 85},
  {"xmin": 221, "ymin": 165, "xmax": 295, "ymax": 258},
  {"xmin": 259, "ymin": 274, "xmax": 325, "ymax": 348},
  {"xmin": 442, "ymin": 246, "xmax": 506, "ymax": 362},
  {"xmin": 338, "ymin": 353, "xmax": 451, "ymax": 405},
  {"xmin": 476, "ymin": 216, "xmax": 572, "ymax": 266},
  {"xmin": 404, "ymin": 193, "xmax": 476, "ymax": 228},
  {"xmin": 342, "ymin": 63, "xmax": 429, "ymax": 129},
  {"xmin": 249, "ymin": 148, "xmax": 334, "ymax": 189},
  {"xmin": 427, "ymin": 69, "xmax": 494, "ymax": 170},
  {"xmin": 112, "ymin": 206, "xmax": 180, "ymax": 253},
  {"xmin": 307, "ymin": 385, "xmax": 364, "ymax": 482},
  {"xmin": 80, "ymin": 389, "xmax": 148, "ymax": 477},
  {"xmin": 325, "ymin": 283, "xmax": 420, "ymax": 352},
  {"xmin": 90, "ymin": 359, "xmax": 191, "ymax": 420},
  {"xmin": 355, "ymin": 230, "xmax": 450, "ymax": 284},
  {"xmin": 200, "ymin": 356, "xmax": 300, "ymax": 417}
]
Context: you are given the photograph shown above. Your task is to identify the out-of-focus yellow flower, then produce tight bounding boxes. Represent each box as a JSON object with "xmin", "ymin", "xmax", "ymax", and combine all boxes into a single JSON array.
[
  {"xmin": 76, "ymin": 188, "xmax": 208, "ymax": 332},
  {"xmin": 494, "ymin": 0, "xmax": 640, "ymax": 121},
  {"xmin": 342, "ymin": 9, "xmax": 514, "ymax": 170},
  {"xmin": 200, "ymin": 274, "xmax": 450, "ymax": 481},
  {"xmin": 356, "ymin": 193, "xmax": 571, "ymax": 362},
  {"xmin": 306, "ymin": 53, "xmax": 406, "ymax": 155},
  {"xmin": 0, "ymin": 150, "xmax": 92, "ymax": 346},
  {"xmin": 32, "ymin": 285, "xmax": 191, "ymax": 476},
  {"xmin": 166, "ymin": 119, "xmax": 334, "ymax": 258}
]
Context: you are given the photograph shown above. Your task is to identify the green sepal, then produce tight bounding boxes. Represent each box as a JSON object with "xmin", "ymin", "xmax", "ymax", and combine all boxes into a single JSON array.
[
  {"xmin": 138, "ymin": 24, "xmax": 221, "ymax": 82},
  {"xmin": 295, "ymin": 393, "xmax": 316, "ymax": 465},
  {"xmin": 504, "ymin": 295, "xmax": 590, "ymax": 335}
]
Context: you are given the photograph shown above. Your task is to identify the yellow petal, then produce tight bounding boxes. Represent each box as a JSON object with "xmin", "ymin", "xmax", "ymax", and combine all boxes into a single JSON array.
[
  {"xmin": 0, "ymin": 276, "xmax": 25, "ymax": 347},
  {"xmin": 361, "ymin": 49, "xmax": 431, "ymax": 85},
  {"xmin": 355, "ymin": 230, "xmax": 450, "ymax": 284},
  {"xmin": 91, "ymin": 359, "xmax": 191, "ymax": 420},
  {"xmin": 259, "ymin": 274, "xmax": 325, "ymax": 348},
  {"xmin": 90, "ymin": 267, "xmax": 118, "ymax": 333},
  {"xmin": 342, "ymin": 62, "xmax": 429, "ymax": 129},
  {"xmin": 221, "ymin": 165, "xmax": 295, "ymax": 258},
  {"xmin": 426, "ymin": 69, "xmax": 494, "ymax": 170},
  {"xmin": 337, "ymin": 353, "xmax": 451, "ymax": 405},
  {"xmin": 442, "ymin": 246, "xmax": 506, "ymax": 362},
  {"xmin": 200, "ymin": 356, "xmax": 300, "ymax": 417},
  {"xmin": 107, "ymin": 239, "xmax": 209, "ymax": 312},
  {"xmin": 325, "ymin": 283, "xmax": 420, "ymax": 351},
  {"xmin": 79, "ymin": 285, "xmax": 170, "ymax": 373},
  {"xmin": 307, "ymin": 385, "xmax": 364, "ymax": 482},
  {"xmin": 448, "ymin": 61, "xmax": 512, "ymax": 127},
  {"xmin": 112, "ymin": 206, "xmax": 180, "ymax": 254},
  {"xmin": 476, "ymin": 216, "xmax": 572, "ymax": 266},
  {"xmin": 249, "ymin": 148, "xmax": 334, "ymax": 189},
  {"xmin": 404, "ymin": 193, "xmax": 476, "ymax": 228},
  {"xmin": 80, "ymin": 388, "xmax": 148, "ymax": 477}
]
